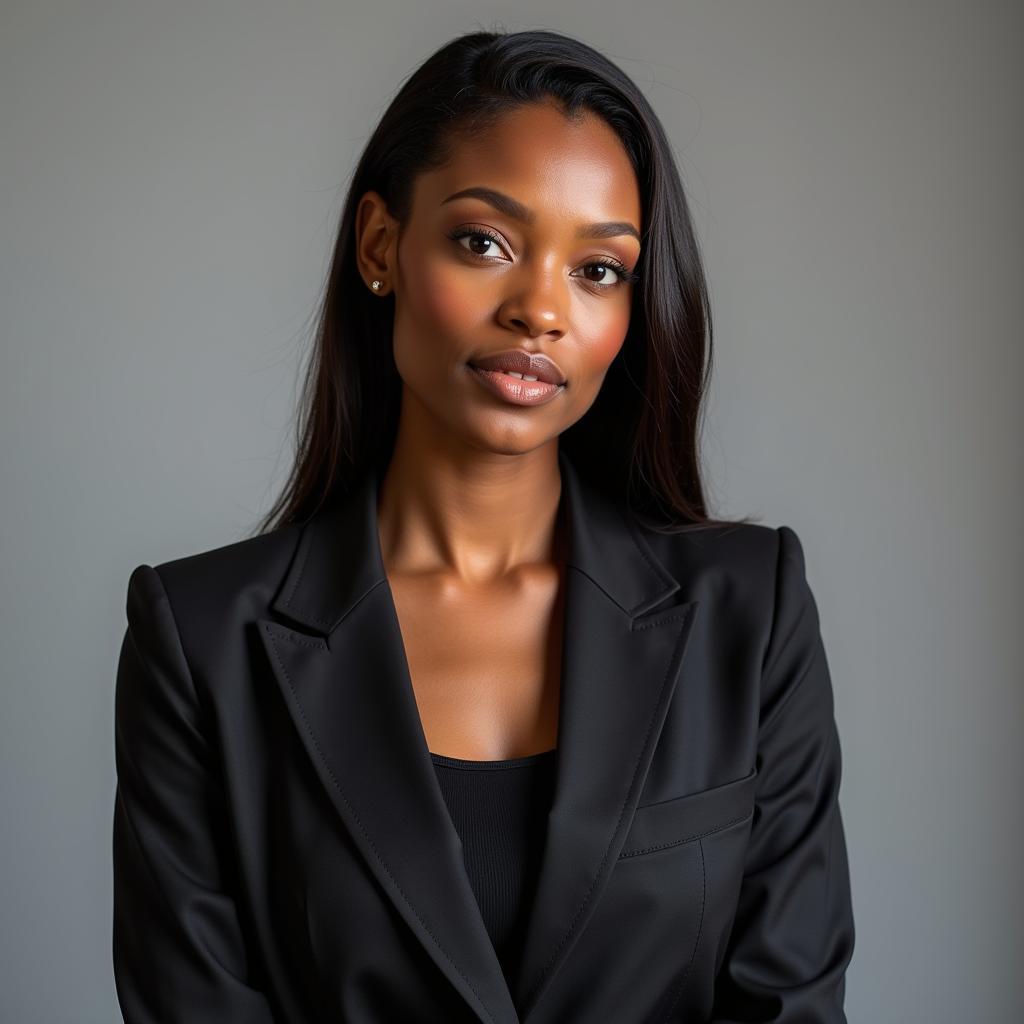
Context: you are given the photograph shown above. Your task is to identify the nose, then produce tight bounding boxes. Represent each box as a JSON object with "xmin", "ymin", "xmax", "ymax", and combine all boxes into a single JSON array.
[{"xmin": 496, "ymin": 261, "xmax": 568, "ymax": 340}]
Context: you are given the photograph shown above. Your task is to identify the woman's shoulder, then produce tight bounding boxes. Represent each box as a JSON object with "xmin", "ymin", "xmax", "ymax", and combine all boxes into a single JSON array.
[
  {"xmin": 635, "ymin": 516, "xmax": 790, "ymax": 577},
  {"xmin": 128, "ymin": 519, "xmax": 307, "ymax": 645},
  {"xmin": 631, "ymin": 516, "xmax": 815, "ymax": 623}
]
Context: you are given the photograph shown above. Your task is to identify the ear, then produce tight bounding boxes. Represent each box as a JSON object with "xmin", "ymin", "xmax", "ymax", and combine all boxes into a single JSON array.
[{"xmin": 354, "ymin": 190, "xmax": 397, "ymax": 293}]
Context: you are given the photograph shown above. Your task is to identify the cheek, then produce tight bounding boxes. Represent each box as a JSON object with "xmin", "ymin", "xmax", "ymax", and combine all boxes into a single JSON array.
[
  {"xmin": 401, "ymin": 254, "xmax": 480, "ymax": 335},
  {"xmin": 580, "ymin": 302, "xmax": 631, "ymax": 374},
  {"xmin": 392, "ymin": 250, "xmax": 486, "ymax": 392}
]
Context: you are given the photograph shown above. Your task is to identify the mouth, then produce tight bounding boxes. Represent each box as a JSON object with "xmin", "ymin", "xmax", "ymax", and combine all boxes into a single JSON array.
[
  {"xmin": 466, "ymin": 363, "xmax": 566, "ymax": 407},
  {"xmin": 467, "ymin": 349, "xmax": 567, "ymax": 387},
  {"xmin": 473, "ymin": 367, "xmax": 557, "ymax": 383}
]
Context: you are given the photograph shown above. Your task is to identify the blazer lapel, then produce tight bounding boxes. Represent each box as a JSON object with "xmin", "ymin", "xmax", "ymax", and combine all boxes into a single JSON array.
[
  {"xmin": 257, "ymin": 449, "xmax": 701, "ymax": 1024},
  {"xmin": 510, "ymin": 453, "xmax": 700, "ymax": 1019},
  {"xmin": 257, "ymin": 469, "xmax": 521, "ymax": 1024}
]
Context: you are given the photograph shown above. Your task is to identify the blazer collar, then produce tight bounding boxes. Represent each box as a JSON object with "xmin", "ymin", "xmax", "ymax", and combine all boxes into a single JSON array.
[
  {"xmin": 270, "ymin": 448, "xmax": 681, "ymax": 632},
  {"xmin": 258, "ymin": 448, "xmax": 700, "ymax": 1023}
]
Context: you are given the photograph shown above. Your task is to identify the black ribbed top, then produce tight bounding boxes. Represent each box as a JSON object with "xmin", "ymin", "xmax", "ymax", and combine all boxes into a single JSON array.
[{"xmin": 430, "ymin": 747, "xmax": 558, "ymax": 992}]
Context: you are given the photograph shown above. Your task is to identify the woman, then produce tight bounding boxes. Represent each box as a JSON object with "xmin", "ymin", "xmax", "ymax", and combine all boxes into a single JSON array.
[{"xmin": 112, "ymin": 28, "xmax": 854, "ymax": 1024}]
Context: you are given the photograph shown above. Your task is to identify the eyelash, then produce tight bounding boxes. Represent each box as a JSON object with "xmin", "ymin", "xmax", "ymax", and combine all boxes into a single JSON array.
[{"xmin": 445, "ymin": 226, "xmax": 640, "ymax": 290}]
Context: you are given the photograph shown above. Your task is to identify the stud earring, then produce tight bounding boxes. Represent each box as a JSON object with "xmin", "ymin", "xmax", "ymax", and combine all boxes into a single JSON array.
[{"xmin": 371, "ymin": 279, "xmax": 383, "ymax": 291}]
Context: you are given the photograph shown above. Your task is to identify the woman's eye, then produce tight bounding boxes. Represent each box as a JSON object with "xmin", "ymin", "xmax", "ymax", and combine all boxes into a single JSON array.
[
  {"xmin": 578, "ymin": 263, "xmax": 622, "ymax": 287},
  {"xmin": 450, "ymin": 229, "xmax": 507, "ymax": 259},
  {"xmin": 574, "ymin": 261, "xmax": 638, "ymax": 290}
]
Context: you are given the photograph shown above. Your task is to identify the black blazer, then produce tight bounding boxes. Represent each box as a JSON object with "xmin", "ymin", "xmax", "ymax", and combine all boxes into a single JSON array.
[{"xmin": 112, "ymin": 449, "xmax": 855, "ymax": 1023}]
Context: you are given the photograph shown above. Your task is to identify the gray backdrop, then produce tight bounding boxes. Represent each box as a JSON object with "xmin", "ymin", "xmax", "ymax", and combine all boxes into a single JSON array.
[{"xmin": 2, "ymin": 2, "xmax": 1021, "ymax": 1021}]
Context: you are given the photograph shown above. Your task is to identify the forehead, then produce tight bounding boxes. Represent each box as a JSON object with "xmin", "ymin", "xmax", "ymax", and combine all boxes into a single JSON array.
[{"xmin": 413, "ymin": 102, "xmax": 642, "ymax": 229}]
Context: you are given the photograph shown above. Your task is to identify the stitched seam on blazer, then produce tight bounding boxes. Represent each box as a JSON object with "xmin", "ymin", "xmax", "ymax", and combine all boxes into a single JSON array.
[
  {"xmin": 661, "ymin": 837, "xmax": 706, "ymax": 1022},
  {"xmin": 632, "ymin": 609, "xmax": 691, "ymax": 632},
  {"xmin": 263, "ymin": 624, "xmax": 497, "ymax": 1024},
  {"xmin": 277, "ymin": 631, "xmax": 327, "ymax": 651},
  {"xmin": 523, "ymin": 607, "xmax": 691, "ymax": 1008},
  {"xmin": 618, "ymin": 809, "xmax": 754, "ymax": 859}
]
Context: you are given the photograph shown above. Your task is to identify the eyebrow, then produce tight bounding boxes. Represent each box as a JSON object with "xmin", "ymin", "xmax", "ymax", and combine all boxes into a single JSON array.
[{"xmin": 440, "ymin": 186, "xmax": 641, "ymax": 243}]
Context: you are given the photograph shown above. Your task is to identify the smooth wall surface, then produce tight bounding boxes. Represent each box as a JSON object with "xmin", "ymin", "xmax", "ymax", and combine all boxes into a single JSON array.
[{"xmin": 2, "ymin": 2, "xmax": 1021, "ymax": 1020}]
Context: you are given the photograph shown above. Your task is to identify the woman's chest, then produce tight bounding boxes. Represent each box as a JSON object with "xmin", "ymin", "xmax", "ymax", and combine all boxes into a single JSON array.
[{"xmin": 386, "ymin": 564, "xmax": 566, "ymax": 760}]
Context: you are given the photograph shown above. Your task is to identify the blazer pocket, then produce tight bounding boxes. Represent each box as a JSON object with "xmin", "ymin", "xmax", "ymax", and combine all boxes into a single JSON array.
[{"xmin": 619, "ymin": 768, "xmax": 758, "ymax": 859}]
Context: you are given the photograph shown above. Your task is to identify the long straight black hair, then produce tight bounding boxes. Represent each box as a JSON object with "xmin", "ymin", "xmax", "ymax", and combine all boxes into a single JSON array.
[{"xmin": 253, "ymin": 28, "xmax": 752, "ymax": 536}]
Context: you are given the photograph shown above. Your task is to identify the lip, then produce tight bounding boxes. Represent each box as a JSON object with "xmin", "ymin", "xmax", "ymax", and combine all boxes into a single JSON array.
[
  {"xmin": 468, "ymin": 349, "xmax": 567, "ymax": 386},
  {"xmin": 467, "ymin": 365, "xmax": 566, "ymax": 406},
  {"xmin": 468, "ymin": 362, "xmax": 565, "ymax": 405}
]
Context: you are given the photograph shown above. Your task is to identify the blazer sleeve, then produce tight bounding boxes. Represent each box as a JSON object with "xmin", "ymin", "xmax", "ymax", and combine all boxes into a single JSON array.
[
  {"xmin": 112, "ymin": 564, "xmax": 277, "ymax": 1024},
  {"xmin": 711, "ymin": 525, "xmax": 856, "ymax": 1022}
]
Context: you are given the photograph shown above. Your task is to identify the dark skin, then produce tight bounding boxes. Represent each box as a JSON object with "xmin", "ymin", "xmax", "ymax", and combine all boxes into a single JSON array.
[{"xmin": 354, "ymin": 101, "xmax": 642, "ymax": 759}]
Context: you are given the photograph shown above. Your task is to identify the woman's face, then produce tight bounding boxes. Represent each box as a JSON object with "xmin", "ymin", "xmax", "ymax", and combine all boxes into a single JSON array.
[{"xmin": 357, "ymin": 101, "xmax": 643, "ymax": 457}]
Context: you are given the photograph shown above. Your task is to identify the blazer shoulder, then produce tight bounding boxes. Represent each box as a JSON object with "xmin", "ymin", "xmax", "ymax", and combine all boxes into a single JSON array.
[
  {"xmin": 635, "ymin": 517, "xmax": 784, "ymax": 582},
  {"xmin": 135, "ymin": 520, "xmax": 306, "ymax": 637},
  {"xmin": 632, "ymin": 517, "xmax": 817, "ymax": 625}
]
